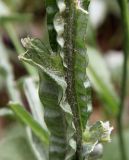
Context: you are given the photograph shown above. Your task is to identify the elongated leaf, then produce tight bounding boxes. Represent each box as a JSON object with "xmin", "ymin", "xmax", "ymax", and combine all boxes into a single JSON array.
[
  {"xmin": 87, "ymin": 47, "xmax": 119, "ymax": 115},
  {"xmin": 27, "ymin": 128, "xmax": 48, "ymax": 160},
  {"xmin": 54, "ymin": 0, "xmax": 92, "ymax": 131},
  {"xmin": 23, "ymin": 77, "xmax": 49, "ymax": 160},
  {"xmin": 53, "ymin": 1, "xmax": 92, "ymax": 159},
  {"xmin": 0, "ymin": 38, "xmax": 22, "ymax": 102},
  {"xmin": 9, "ymin": 102, "xmax": 49, "ymax": 145},
  {"xmin": 0, "ymin": 13, "xmax": 32, "ymax": 24},
  {"xmin": 20, "ymin": 37, "xmax": 76, "ymax": 160},
  {"xmin": 0, "ymin": 1, "xmax": 32, "ymax": 23},
  {"xmin": 74, "ymin": 7, "xmax": 92, "ymax": 129},
  {"xmin": 23, "ymin": 78, "xmax": 47, "ymax": 129}
]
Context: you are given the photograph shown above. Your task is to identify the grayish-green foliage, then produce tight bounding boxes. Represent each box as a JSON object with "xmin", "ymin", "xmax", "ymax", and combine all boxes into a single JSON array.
[
  {"xmin": 20, "ymin": 37, "xmax": 76, "ymax": 160},
  {"xmin": 23, "ymin": 78, "xmax": 49, "ymax": 160},
  {"xmin": 18, "ymin": 0, "xmax": 114, "ymax": 159},
  {"xmin": 0, "ymin": 0, "xmax": 115, "ymax": 160},
  {"xmin": 19, "ymin": 0, "xmax": 92, "ymax": 159}
]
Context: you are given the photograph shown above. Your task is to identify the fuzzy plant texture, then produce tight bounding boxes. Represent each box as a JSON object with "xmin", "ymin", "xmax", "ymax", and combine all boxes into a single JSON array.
[{"xmin": 18, "ymin": 0, "xmax": 113, "ymax": 160}]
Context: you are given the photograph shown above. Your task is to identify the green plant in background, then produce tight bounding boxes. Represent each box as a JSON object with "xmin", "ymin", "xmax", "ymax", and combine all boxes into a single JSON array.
[{"xmin": 87, "ymin": 0, "xmax": 129, "ymax": 160}]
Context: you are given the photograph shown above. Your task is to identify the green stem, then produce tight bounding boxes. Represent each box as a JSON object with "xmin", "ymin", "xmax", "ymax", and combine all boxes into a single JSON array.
[
  {"xmin": 117, "ymin": 0, "xmax": 129, "ymax": 160},
  {"xmin": 117, "ymin": 119, "xmax": 127, "ymax": 160},
  {"xmin": 64, "ymin": 1, "xmax": 82, "ymax": 159}
]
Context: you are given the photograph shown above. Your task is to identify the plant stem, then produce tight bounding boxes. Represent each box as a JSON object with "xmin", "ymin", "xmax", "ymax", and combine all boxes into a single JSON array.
[
  {"xmin": 64, "ymin": 1, "xmax": 82, "ymax": 159},
  {"xmin": 117, "ymin": 119, "xmax": 127, "ymax": 160},
  {"xmin": 117, "ymin": 0, "xmax": 129, "ymax": 160}
]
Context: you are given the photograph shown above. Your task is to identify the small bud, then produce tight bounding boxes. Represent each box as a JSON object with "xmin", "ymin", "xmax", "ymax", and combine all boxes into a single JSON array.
[
  {"xmin": 82, "ymin": 121, "xmax": 113, "ymax": 159},
  {"xmin": 21, "ymin": 37, "xmax": 32, "ymax": 48},
  {"xmin": 99, "ymin": 121, "xmax": 114, "ymax": 143},
  {"xmin": 89, "ymin": 121, "xmax": 113, "ymax": 143}
]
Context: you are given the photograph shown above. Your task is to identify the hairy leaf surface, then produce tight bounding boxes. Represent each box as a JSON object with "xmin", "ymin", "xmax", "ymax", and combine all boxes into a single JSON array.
[
  {"xmin": 54, "ymin": 0, "xmax": 92, "ymax": 131},
  {"xmin": 53, "ymin": 1, "xmax": 92, "ymax": 158},
  {"xmin": 74, "ymin": 8, "xmax": 92, "ymax": 130},
  {"xmin": 20, "ymin": 38, "xmax": 76, "ymax": 160}
]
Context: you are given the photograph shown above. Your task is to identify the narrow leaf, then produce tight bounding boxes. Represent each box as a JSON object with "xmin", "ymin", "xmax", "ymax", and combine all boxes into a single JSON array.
[
  {"xmin": 0, "ymin": 14, "xmax": 32, "ymax": 24},
  {"xmin": 9, "ymin": 102, "xmax": 49, "ymax": 145},
  {"xmin": 23, "ymin": 77, "xmax": 47, "ymax": 129},
  {"xmin": 20, "ymin": 37, "xmax": 76, "ymax": 160},
  {"xmin": 74, "ymin": 7, "xmax": 92, "ymax": 129},
  {"xmin": 87, "ymin": 47, "xmax": 119, "ymax": 115},
  {"xmin": 0, "ymin": 38, "xmax": 22, "ymax": 102},
  {"xmin": 23, "ymin": 77, "xmax": 49, "ymax": 160}
]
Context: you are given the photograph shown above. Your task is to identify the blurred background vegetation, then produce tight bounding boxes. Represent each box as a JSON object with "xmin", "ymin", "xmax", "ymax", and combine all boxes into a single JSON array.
[{"xmin": 0, "ymin": 0, "xmax": 129, "ymax": 160}]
